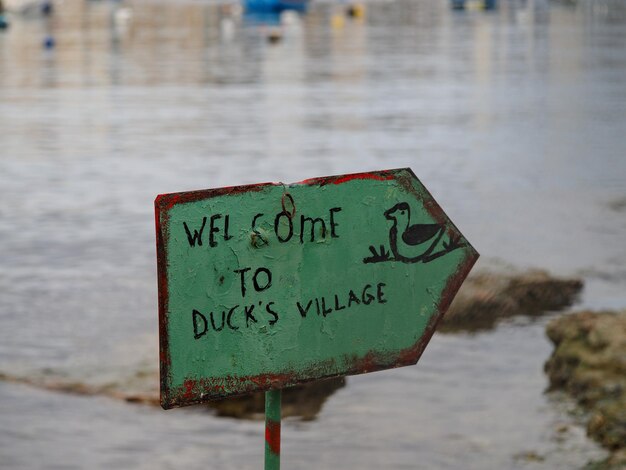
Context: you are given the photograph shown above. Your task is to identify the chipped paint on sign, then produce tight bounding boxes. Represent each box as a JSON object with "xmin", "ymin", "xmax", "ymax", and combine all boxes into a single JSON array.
[{"xmin": 155, "ymin": 168, "xmax": 478, "ymax": 409}]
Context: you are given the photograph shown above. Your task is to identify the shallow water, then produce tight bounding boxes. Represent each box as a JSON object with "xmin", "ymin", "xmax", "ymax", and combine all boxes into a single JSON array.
[{"xmin": 1, "ymin": 0, "xmax": 625, "ymax": 467}]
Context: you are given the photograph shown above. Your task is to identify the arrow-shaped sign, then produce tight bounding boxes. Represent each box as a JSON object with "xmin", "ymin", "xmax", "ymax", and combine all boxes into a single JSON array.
[{"xmin": 155, "ymin": 168, "xmax": 478, "ymax": 409}]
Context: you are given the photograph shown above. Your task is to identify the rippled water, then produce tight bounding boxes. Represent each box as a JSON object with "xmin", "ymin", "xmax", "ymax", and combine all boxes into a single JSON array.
[{"xmin": 1, "ymin": 0, "xmax": 625, "ymax": 468}]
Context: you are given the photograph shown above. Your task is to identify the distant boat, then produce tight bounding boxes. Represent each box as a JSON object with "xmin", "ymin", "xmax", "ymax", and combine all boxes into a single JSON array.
[{"xmin": 244, "ymin": 0, "xmax": 308, "ymax": 13}]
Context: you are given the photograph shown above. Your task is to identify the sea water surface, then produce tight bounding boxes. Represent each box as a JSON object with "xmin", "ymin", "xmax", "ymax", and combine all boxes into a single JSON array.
[{"xmin": 1, "ymin": 0, "xmax": 626, "ymax": 468}]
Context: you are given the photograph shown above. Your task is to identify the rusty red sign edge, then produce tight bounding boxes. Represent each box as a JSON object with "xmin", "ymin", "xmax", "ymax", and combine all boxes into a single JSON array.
[{"xmin": 155, "ymin": 168, "xmax": 479, "ymax": 409}]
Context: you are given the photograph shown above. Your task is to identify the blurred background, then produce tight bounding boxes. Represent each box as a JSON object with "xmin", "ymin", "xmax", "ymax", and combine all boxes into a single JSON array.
[{"xmin": 1, "ymin": 0, "xmax": 625, "ymax": 468}]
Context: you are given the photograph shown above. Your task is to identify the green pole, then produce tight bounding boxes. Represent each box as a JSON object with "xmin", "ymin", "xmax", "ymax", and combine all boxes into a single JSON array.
[{"xmin": 264, "ymin": 389, "xmax": 281, "ymax": 470}]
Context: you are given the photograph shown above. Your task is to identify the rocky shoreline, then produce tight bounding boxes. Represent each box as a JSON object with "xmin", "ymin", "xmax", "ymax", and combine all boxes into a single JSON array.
[
  {"xmin": 545, "ymin": 311, "xmax": 626, "ymax": 469},
  {"xmin": 440, "ymin": 269, "xmax": 583, "ymax": 332},
  {"xmin": 8, "ymin": 269, "xmax": 624, "ymax": 464}
]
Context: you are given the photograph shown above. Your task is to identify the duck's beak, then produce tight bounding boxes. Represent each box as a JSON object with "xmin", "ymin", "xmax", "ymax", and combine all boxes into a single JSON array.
[{"xmin": 384, "ymin": 207, "xmax": 396, "ymax": 220}]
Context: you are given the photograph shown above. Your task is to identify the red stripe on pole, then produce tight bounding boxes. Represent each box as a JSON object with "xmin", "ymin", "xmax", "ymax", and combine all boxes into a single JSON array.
[{"xmin": 265, "ymin": 420, "xmax": 281, "ymax": 455}]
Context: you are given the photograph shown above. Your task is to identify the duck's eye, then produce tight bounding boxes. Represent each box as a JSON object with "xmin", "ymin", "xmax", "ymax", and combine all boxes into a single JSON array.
[{"xmin": 401, "ymin": 210, "xmax": 405, "ymax": 214}]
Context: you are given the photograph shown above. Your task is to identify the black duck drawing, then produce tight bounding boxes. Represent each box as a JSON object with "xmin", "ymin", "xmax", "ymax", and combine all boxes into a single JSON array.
[{"xmin": 363, "ymin": 202, "xmax": 465, "ymax": 264}]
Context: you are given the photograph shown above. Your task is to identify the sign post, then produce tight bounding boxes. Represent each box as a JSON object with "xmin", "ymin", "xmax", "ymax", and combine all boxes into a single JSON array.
[
  {"xmin": 265, "ymin": 389, "xmax": 281, "ymax": 469},
  {"xmin": 155, "ymin": 168, "xmax": 478, "ymax": 463}
]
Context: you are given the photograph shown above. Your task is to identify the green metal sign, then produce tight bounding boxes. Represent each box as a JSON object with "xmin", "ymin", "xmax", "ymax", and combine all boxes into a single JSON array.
[{"xmin": 156, "ymin": 168, "xmax": 478, "ymax": 409}]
